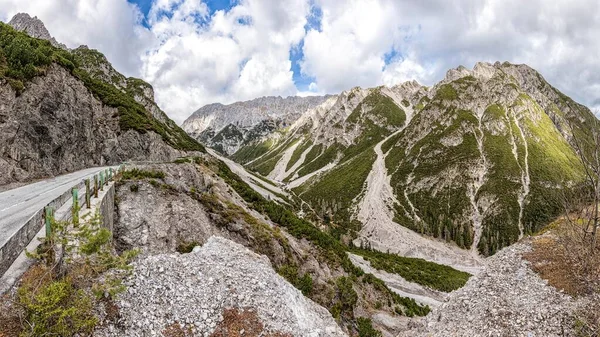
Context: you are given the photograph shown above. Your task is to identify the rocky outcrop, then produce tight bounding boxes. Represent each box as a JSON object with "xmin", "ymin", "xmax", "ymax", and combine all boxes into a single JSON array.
[
  {"xmin": 8, "ymin": 13, "xmax": 67, "ymax": 49},
  {"xmin": 72, "ymin": 46, "xmax": 172, "ymax": 125},
  {"xmin": 96, "ymin": 236, "xmax": 347, "ymax": 337},
  {"xmin": 0, "ymin": 64, "xmax": 184, "ymax": 185}
]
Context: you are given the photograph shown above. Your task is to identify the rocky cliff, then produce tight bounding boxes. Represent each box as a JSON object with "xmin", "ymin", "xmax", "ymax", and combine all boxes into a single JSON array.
[{"xmin": 0, "ymin": 16, "xmax": 203, "ymax": 186}]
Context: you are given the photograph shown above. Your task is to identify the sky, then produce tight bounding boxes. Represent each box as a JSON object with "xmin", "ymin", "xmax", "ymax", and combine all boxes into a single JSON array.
[{"xmin": 0, "ymin": 0, "xmax": 599, "ymax": 124}]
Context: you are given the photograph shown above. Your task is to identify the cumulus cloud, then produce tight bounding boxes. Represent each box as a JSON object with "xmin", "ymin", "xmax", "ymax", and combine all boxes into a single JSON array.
[
  {"xmin": 142, "ymin": 0, "xmax": 310, "ymax": 123},
  {"xmin": 1, "ymin": 0, "xmax": 599, "ymax": 123}
]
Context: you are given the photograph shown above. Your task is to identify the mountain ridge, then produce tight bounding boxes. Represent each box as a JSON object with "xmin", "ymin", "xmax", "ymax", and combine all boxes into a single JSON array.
[
  {"xmin": 200, "ymin": 60, "xmax": 592, "ymax": 260},
  {"xmin": 182, "ymin": 94, "xmax": 333, "ymax": 155}
]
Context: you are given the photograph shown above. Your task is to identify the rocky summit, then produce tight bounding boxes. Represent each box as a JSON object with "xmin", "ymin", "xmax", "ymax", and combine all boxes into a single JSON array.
[
  {"xmin": 8, "ymin": 13, "xmax": 67, "ymax": 49},
  {"xmin": 183, "ymin": 95, "xmax": 331, "ymax": 155}
]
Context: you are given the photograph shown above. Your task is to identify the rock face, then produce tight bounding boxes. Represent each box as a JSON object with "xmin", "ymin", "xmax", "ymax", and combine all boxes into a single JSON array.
[
  {"xmin": 222, "ymin": 62, "xmax": 594, "ymax": 258},
  {"xmin": 0, "ymin": 64, "xmax": 184, "ymax": 185},
  {"xmin": 0, "ymin": 14, "xmax": 203, "ymax": 186},
  {"xmin": 96, "ymin": 236, "xmax": 347, "ymax": 337},
  {"xmin": 8, "ymin": 13, "xmax": 67, "ymax": 49},
  {"xmin": 400, "ymin": 240, "xmax": 574, "ymax": 337},
  {"xmin": 182, "ymin": 95, "xmax": 331, "ymax": 155}
]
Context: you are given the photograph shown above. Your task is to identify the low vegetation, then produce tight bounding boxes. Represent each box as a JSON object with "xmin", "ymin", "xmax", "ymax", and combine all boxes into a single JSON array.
[
  {"xmin": 524, "ymin": 218, "xmax": 600, "ymax": 337},
  {"xmin": 2, "ymin": 208, "xmax": 138, "ymax": 336},
  {"xmin": 277, "ymin": 265, "xmax": 313, "ymax": 296},
  {"xmin": 121, "ymin": 168, "xmax": 166, "ymax": 180},
  {"xmin": 352, "ymin": 248, "xmax": 471, "ymax": 292}
]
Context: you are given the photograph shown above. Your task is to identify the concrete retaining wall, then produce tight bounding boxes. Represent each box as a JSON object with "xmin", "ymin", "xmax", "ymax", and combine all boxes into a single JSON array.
[{"xmin": 0, "ymin": 177, "xmax": 116, "ymax": 277}]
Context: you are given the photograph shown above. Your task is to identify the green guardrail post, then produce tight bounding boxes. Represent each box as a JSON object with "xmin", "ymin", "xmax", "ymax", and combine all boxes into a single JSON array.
[
  {"xmin": 109, "ymin": 168, "xmax": 114, "ymax": 181},
  {"xmin": 44, "ymin": 206, "xmax": 54, "ymax": 237},
  {"xmin": 99, "ymin": 172, "xmax": 104, "ymax": 191},
  {"xmin": 94, "ymin": 175, "xmax": 99, "ymax": 198},
  {"xmin": 105, "ymin": 169, "xmax": 109, "ymax": 184},
  {"xmin": 72, "ymin": 188, "xmax": 79, "ymax": 226},
  {"xmin": 85, "ymin": 179, "xmax": 91, "ymax": 209}
]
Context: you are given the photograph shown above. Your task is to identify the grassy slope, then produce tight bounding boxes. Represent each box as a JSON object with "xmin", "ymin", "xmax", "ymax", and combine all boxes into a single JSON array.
[
  {"xmin": 386, "ymin": 76, "xmax": 586, "ymax": 255},
  {"xmin": 351, "ymin": 248, "xmax": 471, "ymax": 292},
  {"xmin": 297, "ymin": 91, "xmax": 406, "ymax": 236}
]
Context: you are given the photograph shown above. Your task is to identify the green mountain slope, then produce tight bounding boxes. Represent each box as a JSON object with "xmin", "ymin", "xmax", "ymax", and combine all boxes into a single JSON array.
[{"xmin": 225, "ymin": 62, "xmax": 591, "ymax": 256}]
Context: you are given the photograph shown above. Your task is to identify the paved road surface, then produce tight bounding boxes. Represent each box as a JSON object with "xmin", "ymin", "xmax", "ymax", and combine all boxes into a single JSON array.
[{"xmin": 0, "ymin": 167, "xmax": 112, "ymax": 248}]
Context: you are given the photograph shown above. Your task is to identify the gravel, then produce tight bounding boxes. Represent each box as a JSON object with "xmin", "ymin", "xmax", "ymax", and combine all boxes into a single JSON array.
[
  {"xmin": 400, "ymin": 241, "xmax": 575, "ymax": 337},
  {"xmin": 95, "ymin": 236, "xmax": 346, "ymax": 337}
]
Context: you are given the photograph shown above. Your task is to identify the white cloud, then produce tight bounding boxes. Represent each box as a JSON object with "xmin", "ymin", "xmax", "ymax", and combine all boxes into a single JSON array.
[
  {"xmin": 298, "ymin": 0, "xmax": 600, "ymax": 110},
  {"xmin": 1, "ymin": 0, "xmax": 600, "ymax": 124},
  {"xmin": 301, "ymin": 0, "xmax": 404, "ymax": 92},
  {"xmin": 142, "ymin": 0, "xmax": 310, "ymax": 123}
]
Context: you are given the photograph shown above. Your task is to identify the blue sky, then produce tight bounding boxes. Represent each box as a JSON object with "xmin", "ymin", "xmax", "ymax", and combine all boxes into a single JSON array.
[
  {"xmin": 2, "ymin": 0, "xmax": 599, "ymax": 124},
  {"xmin": 127, "ymin": 0, "xmax": 321, "ymax": 92}
]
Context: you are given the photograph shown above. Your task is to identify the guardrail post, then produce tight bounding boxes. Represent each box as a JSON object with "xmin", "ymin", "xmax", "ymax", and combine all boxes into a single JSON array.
[
  {"xmin": 85, "ymin": 179, "xmax": 91, "ymax": 209},
  {"xmin": 109, "ymin": 168, "xmax": 113, "ymax": 181},
  {"xmin": 99, "ymin": 172, "xmax": 104, "ymax": 191},
  {"xmin": 94, "ymin": 175, "xmax": 99, "ymax": 198},
  {"xmin": 72, "ymin": 188, "xmax": 79, "ymax": 226},
  {"xmin": 105, "ymin": 169, "xmax": 109, "ymax": 184},
  {"xmin": 44, "ymin": 206, "xmax": 54, "ymax": 237}
]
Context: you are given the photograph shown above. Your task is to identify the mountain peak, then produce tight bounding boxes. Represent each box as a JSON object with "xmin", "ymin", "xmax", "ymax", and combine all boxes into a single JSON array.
[{"xmin": 8, "ymin": 12, "xmax": 67, "ymax": 49}]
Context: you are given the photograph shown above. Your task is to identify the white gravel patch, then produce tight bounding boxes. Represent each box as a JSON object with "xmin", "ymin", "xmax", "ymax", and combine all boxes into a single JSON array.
[
  {"xmin": 97, "ymin": 236, "xmax": 346, "ymax": 337},
  {"xmin": 400, "ymin": 241, "xmax": 575, "ymax": 337}
]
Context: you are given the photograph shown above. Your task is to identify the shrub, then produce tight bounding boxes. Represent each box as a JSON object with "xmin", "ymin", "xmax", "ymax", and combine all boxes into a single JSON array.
[
  {"xmin": 357, "ymin": 317, "xmax": 382, "ymax": 337},
  {"xmin": 121, "ymin": 168, "xmax": 165, "ymax": 180},
  {"xmin": 278, "ymin": 264, "xmax": 313, "ymax": 296},
  {"xmin": 335, "ymin": 276, "xmax": 358, "ymax": 315},
  {"xmin": 351, "ymin": 248, "xmax": 471, "ymax": 292},
  {"xmin": 17, "ymin": 266, "xmax": 97, "ymax": 337},
  {"xmin": 176, "ymin": 241, "xmax": 200, "ymax": 254}
]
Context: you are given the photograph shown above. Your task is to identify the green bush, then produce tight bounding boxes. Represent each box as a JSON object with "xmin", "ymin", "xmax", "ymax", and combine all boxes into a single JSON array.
[
  {"xmin": 357, "ymin": 317, "xmax": 382, "ymax": 337},
  {"xmin": 278, "ymin": 264, "xmax": 313, "ymax": 296},
  {"xmin": 121, "ymin": 168, "xmax": 165, "ymax": 180},
  {"xmin": 336, "ymin": 276, "xmax": 358, "ymax": 310},
  {"xmin": 18, "ymin": 278, "xmax": 97, "ymax": 337},
  {"xmin": 176, "ymin": 241, "xmax": 200, "ymax": 254}
]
